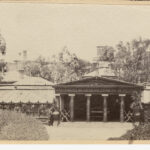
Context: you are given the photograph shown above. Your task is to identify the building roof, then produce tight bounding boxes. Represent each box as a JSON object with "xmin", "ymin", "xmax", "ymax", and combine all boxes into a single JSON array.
[
  {"xmin": 54, "ymin": 76, "xmax": 143, "ymax": 95},
  {"xmin": 1, "ymin": 71, "xmax": 28, "ymax": 83},
  {"xmin": 55, "ymin": 76, "xmax": 141, "ymax": 86},
  {"xmin": 13, "ymin": 76, "xmax": 54, "ymax": 86},
  {"xmin": 1, "ymin": 70, "xmax": 54, "ymax": 86},
  {"xmin": 83, "ymin": 68, "xmax": 116, "ymax": 78}
]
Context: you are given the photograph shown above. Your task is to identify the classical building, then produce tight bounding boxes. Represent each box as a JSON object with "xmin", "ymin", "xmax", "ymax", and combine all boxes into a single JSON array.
[
  {"xmin": 53, "ymin": 46, "xmax": 145, "ymax": 122},
  {"xmin": 54, "ymin": 76, "xmax": 143, "ymax": 122}
]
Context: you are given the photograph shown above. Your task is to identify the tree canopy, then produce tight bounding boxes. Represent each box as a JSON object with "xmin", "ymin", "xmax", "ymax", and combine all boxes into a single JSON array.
[
  {"xmin": 0, "ymin": 34, "xmax": 6, "ymax": 55},
  {"xmin": 24, "ymin": 46, "xmax": 91, "ymax": 83},
  {"xmin": 112, "ymin": 38, "xmax": 150, "ymax": 83},
  {"xmin": 98, "ymin": 46, "xmax": 115, "ymax": 62},
  {"xmin": 24, "ymin": 38, "xmax": 150, "ymax": 84},
  {"xmin": 0, "ymin": 34, "xmax": 6, "ymax": 76}
]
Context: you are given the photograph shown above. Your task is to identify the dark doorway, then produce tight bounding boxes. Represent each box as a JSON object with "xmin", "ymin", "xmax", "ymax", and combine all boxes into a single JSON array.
[
  {"xmin": 108, "ymin": 95, "xmax": 120, "ymax": 121},
  {"xmin": 63, "ymin": 95, "xmax": 70, "ymax": 113},
  {"xmin": 74, "ymin": 95, "xmax": 86, "ymax": 121},
  {"xmin": 124, "ymin": 95, "xmax": 133, "ymax": 113},
  {"xmin": 90, "ymin": 95, "xmax": 103, "ymax": 121}
]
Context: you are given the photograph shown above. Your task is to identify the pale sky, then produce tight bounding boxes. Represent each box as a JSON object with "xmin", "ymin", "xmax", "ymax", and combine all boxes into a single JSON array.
[{"xmin": 0, "ymin": 3, "xmax": 150, "ymax": 62}]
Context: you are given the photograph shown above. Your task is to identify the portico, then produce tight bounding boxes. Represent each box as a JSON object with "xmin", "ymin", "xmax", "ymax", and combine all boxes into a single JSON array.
[{"xmin": 53, "ymin": 77, "xmax": 143, "ymax": 122}]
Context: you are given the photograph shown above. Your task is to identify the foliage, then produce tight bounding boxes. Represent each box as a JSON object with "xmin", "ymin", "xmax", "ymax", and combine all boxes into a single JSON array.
[
  {"xmin": 131, "ymin": 91, "xmax": 143, "ymax": 110},
  {"xmin": 0, "ymin": 34, "xmax": 6, "ymax": 55},
  {"xmin": 23, "ymin": 37, "xmax": 150, "ymax": 84},
  {"xmin": 112, "ymin": 38, "xmax": 150, "ymax": 83},
  {"xmin": 97, "ymin": 46, "xmax": 115, "ymax": 62},
  {"xmin": 0, "ymin": 110, "xmax": 49, "ymax": 140},
  {"xmin": 0, "ymin": 34, "xmax": 6, "ymax": 81},
  {"xmin": 24, "ymin": 46, "xmax": 91, "ymax": 83},
  {"xmin": 109, "ymin": 123, "xmax": 150, "ymax": 140}
]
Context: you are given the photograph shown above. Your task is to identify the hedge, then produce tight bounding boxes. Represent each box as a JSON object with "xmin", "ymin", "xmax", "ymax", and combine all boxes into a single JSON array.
[{"xmin": 0, "ymin": 110, "xmax": 49, "ymax": 140}]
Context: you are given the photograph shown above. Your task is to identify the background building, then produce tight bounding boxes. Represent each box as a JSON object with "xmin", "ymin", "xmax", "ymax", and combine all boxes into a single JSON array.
[
  {"xmin": 84, "ymin": 46, "xmax": 116, "ymax": 79},
  {"xmin": 0, "ymin": 50, "xmax": 55, "ymax": 104}
]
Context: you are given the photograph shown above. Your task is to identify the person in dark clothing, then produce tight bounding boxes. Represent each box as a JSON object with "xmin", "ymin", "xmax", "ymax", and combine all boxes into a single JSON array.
[
  {"xmin": 48, "ymin": 111, "xmax": 54, "ymax": 126},
  {"xmin": 57, "ymin": 111, "xmax": 61, "ymax": 126},
  {"xmin": 139, "ymin": 108, "xmax": 145, "ymax": 124}
]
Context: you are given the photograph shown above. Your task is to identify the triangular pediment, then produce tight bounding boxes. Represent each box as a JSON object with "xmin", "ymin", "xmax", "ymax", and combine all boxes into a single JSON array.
[{"xmin": 55, "ymin": 76, "xmax": 142, "ymax": 88}]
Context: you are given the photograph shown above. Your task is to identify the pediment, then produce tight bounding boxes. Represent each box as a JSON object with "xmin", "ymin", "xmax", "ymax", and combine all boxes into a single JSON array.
[{"xmin": 55, "ymin": 77, "xmax": 142, "ymax": 88}]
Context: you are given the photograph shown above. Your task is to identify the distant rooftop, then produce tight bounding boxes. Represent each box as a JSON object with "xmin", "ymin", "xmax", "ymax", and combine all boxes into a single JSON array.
[
  {"xmin": 0, "ymin": 70, "xmax": 54, "ymax": 86},
  {"xmin": 83, "ymin": 67, "xmax": 116, "ymax": 78},
  {"xmin": 1, "ymin": 71, "xmax": 28, "ymax": 83},
  {"xmin": 13, "ymin": 76, "xmax": 54, "ymax": 86}
]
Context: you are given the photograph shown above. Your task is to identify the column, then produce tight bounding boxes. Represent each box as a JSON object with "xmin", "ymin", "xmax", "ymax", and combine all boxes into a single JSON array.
[
  {"xmin": 69, "ymin": 94, "xmax": 75, "ymax": 122},
  {"xmin": 102, "ymin": 94, "xmax": 109, "ymax": 122},
  {"xmin": 55, "ymin": 94, "xmax": 60, "ymax": 111},
  {"xmin": 119, "ymin": 94, "xmax": 126, "ymax": 122},
  {"xmin": 55, "ymin": 94, "xmax": 61, "ymax": 125},
  {"xmin": 60, "ymin": 95, "xmax": 64, "ymax": 111},
  {"xmin": 85, "ymin": 94, "xmax": 92, "ymax": 122}
]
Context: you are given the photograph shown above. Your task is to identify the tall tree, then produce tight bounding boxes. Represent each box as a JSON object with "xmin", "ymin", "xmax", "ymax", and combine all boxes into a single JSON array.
[
  {"xmin": 49, "ymin": 46, "xmax": 90, "ymax": 83},
  {"xmin": 98, "ymin": 46, "xmax": 115, "ymax": 62},
  {"xmin": 24, "ymin": 46, "xmax": 91, "ymax": 83},
  {"xmin": 0, "ymin": 34, "xmax": 6, "ymax": 75},
  {"xmin": 0, "ymin": 34, "xmax": 6, "ymax": 55},
  {"xmin": 113, "ymin": 38, "xmax": 150, "ymax": 83}
]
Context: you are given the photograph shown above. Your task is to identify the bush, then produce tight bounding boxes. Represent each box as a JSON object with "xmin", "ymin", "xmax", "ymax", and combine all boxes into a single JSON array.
[
  {"xmin": 109, "ymin": 123, "xmax": 150, "ymax": 140},
  {"xmin": 0, "ymin": 110, "xmax": 49, "ymax": 140}
]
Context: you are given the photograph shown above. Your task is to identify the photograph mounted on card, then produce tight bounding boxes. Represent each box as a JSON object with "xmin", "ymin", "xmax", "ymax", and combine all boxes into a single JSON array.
[{"xmin": 0, "ymin": 2, "xmax": 149, "ymax": 144}]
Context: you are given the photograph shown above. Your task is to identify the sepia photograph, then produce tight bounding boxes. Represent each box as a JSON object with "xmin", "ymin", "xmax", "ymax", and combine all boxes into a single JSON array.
[{"xmin": 0, "ymin": 2, "xmax": 150, "ymax": 143}]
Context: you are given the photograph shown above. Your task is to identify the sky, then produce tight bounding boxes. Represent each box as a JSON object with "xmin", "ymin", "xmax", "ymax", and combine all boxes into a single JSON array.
[{"xmin": 0, "ymin": 3, "xmax": 150, "ymax": 62}]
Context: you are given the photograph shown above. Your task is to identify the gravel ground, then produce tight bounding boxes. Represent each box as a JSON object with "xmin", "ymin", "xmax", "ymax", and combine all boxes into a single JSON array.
[{"xmin": 45, "ymin": 122, "xmax": 133, "ymax": 140}]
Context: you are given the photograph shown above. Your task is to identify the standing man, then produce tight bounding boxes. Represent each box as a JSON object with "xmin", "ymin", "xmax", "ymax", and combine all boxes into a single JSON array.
[{"xmin": 48, "ymin": 109, "xmax": 54, "ymax": 126}]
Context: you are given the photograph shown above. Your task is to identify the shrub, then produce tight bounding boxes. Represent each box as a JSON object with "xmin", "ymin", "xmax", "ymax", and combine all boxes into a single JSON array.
[
  {"xmin": 0, "ymin": 110, "xmax": 49, "ymax": 140},
  {"xmin": 109, "ymin": 123, "xmax": 150, "ymax": 140}
]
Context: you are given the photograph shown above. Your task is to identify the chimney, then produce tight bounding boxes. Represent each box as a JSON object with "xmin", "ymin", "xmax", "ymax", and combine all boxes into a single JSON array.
[{"xmin": 97, "ymin": 46, "xmax": 105, "ymax": 57}]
